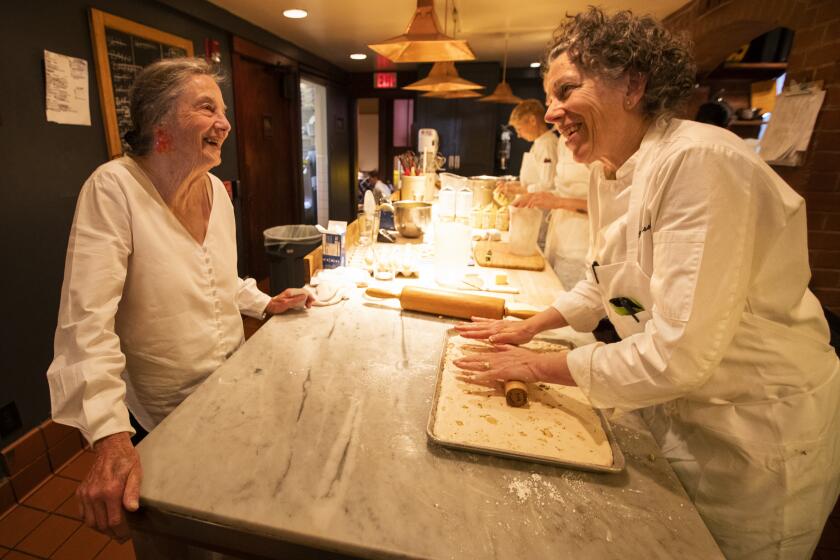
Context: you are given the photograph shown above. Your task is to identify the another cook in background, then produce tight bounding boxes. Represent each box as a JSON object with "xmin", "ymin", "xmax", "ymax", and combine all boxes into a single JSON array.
[
  {"xmin": 368, "ymin": 169, "xmax": 393, "ymax": 204},
  {"xmin": 456, "ymin": 8, "xmax": 840, "ymax": 560},
  {"xmin": 46, "ymin": 58, "xmax": 313, "ymax": 542}
]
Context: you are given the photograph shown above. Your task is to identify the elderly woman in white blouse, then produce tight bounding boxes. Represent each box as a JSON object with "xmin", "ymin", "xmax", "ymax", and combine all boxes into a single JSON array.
[{"xmin": 46, "ymin": 58, "xmax": 312, "ymax": 541}]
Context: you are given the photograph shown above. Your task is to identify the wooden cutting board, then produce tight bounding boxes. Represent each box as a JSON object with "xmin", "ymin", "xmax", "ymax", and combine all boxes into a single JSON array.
[{"xmin": 473, "ymin": 241, "xmax": 545, "ymax": 271}]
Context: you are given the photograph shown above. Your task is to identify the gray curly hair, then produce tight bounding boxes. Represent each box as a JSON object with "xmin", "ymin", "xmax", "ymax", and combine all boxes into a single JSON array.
[
  {"xmin": 125, "ymin": 58, "xmax": 224, "ymax": 156},
  {"xmin": 545, "ymin": 7, "xmax": 696, "ymax": 120}
]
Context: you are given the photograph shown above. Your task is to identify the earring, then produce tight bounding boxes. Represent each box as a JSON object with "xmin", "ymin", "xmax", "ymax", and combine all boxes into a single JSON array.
[{"xmin": 154, "ymin": 130, "xmax": 171, "ymax": 153}]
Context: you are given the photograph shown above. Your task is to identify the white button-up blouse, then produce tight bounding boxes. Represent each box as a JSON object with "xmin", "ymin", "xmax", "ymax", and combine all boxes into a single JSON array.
[{"xmin": 47, "ymin": 157, "xmax": 270, "ymax": 444}]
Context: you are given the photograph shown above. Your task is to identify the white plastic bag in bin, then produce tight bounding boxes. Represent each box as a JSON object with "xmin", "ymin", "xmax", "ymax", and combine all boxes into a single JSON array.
[{"xmin": 263, "ymin": 225, "xmax": 322, "ymax": 248}]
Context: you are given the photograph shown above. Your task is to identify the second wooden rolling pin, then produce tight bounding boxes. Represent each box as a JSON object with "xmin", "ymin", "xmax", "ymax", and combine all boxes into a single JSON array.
[{"xmin": 365, "ymin": 286, "xmax": 537, "ymax": 320}]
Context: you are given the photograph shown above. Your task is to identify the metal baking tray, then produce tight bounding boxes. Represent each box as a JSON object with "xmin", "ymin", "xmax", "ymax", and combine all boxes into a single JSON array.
[{"xmin": 426, "ymin": 329, "xmax": 625, "ymax": 474}]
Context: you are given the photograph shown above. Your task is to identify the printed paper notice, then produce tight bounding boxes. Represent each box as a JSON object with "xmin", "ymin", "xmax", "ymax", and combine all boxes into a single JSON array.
[{"xmin": 44, "ymin": 50, "xmax": 91, "ymax": 126}]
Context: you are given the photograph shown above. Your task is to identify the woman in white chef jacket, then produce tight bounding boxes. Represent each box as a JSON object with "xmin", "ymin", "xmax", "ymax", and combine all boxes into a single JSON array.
[
  {"xmin": 456, "ymin": 8, "xmax": 840, "ymax": 560},
  {"xmin": 501, "ymin": 100, "xmax": 590, "ymax": 288},
  {"xmin": 46, "ymin": 59, "xmax": 312, "ymax": 542},
  {"xmin": 506, "ymin": 99, "xmax": 558, "ymax": 192}
]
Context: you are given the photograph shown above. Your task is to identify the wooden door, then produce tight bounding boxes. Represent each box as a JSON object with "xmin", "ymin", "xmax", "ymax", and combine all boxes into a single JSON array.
[{"xmin": 232, "ymin": 38, "xmax": 303, "ymax": 281}]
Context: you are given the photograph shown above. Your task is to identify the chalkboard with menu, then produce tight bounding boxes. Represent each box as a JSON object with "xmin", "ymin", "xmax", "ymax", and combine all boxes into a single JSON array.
[{"xmin": 89, "ymin": 8, "xmax": 194, "ymax": 159}]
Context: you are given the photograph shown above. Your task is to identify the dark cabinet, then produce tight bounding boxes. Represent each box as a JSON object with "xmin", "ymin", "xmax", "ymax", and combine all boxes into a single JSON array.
[{"xmin": 415, "ymin": 62, "xmax": 501, "ymax": 177}]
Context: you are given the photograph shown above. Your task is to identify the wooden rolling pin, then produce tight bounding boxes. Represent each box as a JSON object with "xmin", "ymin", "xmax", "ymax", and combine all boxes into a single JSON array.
[
  {"xmin": 365, "ymin": 286, "xmax": 536, "ymax": 320},
  {"xmin": 504, "ymin": 381, "xmax": 528, "ymax": 407}
]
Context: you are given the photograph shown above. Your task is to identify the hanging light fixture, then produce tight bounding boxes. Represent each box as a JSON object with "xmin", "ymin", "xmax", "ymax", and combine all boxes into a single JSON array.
[
  {"xmin": 479, "ymin": 33, "xmax": 523, "ymax": 104},
  {"xmin": 403, "ymin": 2, "xmax": 481, "ymax": 94},
  {"xmin": 368, "ymin": 0, "xmax": 475, "ymax": 63},
  {"xmin": 422, "ymin": 88, "xmax": 483, "ymax": 99},
  {"xmin": 403, "ymin": 61, "xmax": 483, "ymax": 92}
]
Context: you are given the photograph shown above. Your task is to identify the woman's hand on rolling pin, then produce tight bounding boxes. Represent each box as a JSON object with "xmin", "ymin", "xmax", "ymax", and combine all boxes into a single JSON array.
[
  {"xmin": 265, "ymin": 288, "xmax": 314, "ymax": 315},
  {"xmin": 454, "ymin": 345, "xmax": 575, "ymax": 386},
  {"xmin": 454, "ymin": 317, "xmax": 536, "ymax": 345}
]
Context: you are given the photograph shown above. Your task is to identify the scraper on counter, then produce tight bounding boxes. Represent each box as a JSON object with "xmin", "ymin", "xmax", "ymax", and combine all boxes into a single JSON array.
[{"xmin": 365, "ymin": 286, "xmax": 537, "ymax": 321}]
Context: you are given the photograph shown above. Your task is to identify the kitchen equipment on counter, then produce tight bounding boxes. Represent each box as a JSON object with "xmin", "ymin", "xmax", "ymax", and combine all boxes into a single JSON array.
[
  {"xmin": 467, "ymin": 175, "xmax": 497, "ymax": 208},
  {"xmin": 391, "ymin": 200, "xmax": 432, "ymax": 238},
  {"xmin": 474, "ymin": 240, "xmax": 545, "ymax": 271},
  {"xmin": 735, "ymin": 107, "xmax": 764, "ymax": 120},
  {"xmin": 508, "ymin": 206, "xmax": 542, "ymax": 256},
  {"xmin": 418, "ymin": 128, "xmax": 439, "ymax": 153},
  {"xmin": 401, "ymin": 175, "xmax": 428, "ymax": 201},
  {"xmin": 364, "ymin": 286, "xmax": 537, "ymax": 320},
  {"xmin": 434, "ymin": 221, "xmax": 471, "ymax": 286}
]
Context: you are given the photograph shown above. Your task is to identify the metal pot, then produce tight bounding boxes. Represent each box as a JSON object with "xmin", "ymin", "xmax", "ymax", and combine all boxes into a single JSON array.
[
  {"xmin": 392, "ymin": 201, "xmax": 432, "ymax": 238},
  {"xmin": 467, "ymin": 175, "xmax": 497, "ymax": 208}
]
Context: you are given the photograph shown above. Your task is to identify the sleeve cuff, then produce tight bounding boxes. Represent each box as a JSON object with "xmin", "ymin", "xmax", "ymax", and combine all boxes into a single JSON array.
[{"xmin": 551, "ymin": 291, "xmax": 603, "ymax": 332}]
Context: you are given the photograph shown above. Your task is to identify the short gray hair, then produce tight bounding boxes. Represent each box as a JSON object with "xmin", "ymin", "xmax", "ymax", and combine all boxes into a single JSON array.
[
  {"xmin": 125, "ymin": 57, "xmax": 224, "ymax": 155},
  {"xmin": 546, "ymin": 7, "xmax": 695, "ymax": 120},
  {"xmin": 509, "ymin": 99, "xmax": 547, "ymax": 124}
]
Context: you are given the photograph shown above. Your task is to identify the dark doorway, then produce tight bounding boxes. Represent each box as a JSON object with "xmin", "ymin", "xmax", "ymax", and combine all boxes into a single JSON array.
[{"xmin": 232, "ymin": 37, "xmax": 303, "ymax": 281}]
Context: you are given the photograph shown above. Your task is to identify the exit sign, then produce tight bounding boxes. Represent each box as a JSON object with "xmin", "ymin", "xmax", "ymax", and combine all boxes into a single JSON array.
[{"xmin": 374, "ymin": 72, "xmax": 397, "ymax": 89}]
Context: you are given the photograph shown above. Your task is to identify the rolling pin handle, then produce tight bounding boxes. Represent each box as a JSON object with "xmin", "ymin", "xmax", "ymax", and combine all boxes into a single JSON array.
[
  {"xmin": 365, "ymin": 287, "xmax": 401, "ymax": 299},
  {"xmin": 505, "ymin": 307, "xmax": 538, "ymax": 320}
]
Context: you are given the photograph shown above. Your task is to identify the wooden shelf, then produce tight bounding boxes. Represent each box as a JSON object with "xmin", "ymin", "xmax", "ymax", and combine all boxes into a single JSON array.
[
  {"xmin": 707, "ymin": 62, "xmax": 787, "ymax": 81},
  {"xmin": 731, "ymin": 120, "xmax": 766, "ymax": 126}
]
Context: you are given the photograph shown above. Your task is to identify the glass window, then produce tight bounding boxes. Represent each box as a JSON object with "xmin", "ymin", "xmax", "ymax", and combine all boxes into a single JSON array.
[{"xmin": 300, "ymin": 79, "xmax": 329, "ymax": 226}]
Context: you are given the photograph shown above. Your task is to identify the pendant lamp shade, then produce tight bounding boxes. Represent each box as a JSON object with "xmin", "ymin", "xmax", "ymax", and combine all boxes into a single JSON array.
[
  {"xmin": 422, "ymin": 88, "xmax": 484, "ymax": 99},
  {"xmin": 368, "ymin": 0, "xmax": 475, "ymax": 63},
  {"xmin": 478, "ymin": 81, "xmax": 523, "ymax": 104},
  {"xmin": 479, "ymin": 33, "xmax": 522, "ymax": 104},
  {"xmin": 403, "ymin": 61, "xmax": 483, "ymax": 92}
]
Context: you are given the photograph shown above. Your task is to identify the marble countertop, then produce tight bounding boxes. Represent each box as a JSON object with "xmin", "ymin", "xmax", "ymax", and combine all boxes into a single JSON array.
[{"xmin": 137, "ymin": 257, "xmax": 723, "ymax": 559}]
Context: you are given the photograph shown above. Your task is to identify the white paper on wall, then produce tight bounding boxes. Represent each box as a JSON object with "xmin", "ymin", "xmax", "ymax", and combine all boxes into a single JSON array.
[
  {"xmin": 44, "ymin": 49, "xmax": 91, "ymax": 126},
  {"xmin": 760, "ymin": 86, "xmax": 825, "ymax": 167}
]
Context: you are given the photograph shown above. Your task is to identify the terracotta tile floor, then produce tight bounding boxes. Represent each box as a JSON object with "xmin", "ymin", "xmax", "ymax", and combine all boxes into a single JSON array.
[{"xmin": 0, "ymin": 451, "xmax": 134, "ymax": 559}]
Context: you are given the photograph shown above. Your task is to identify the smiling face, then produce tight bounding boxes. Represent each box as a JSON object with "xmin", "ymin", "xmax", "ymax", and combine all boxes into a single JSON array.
[
  {"xmin": 544, "ymin": 53, "xmax": 637, "ymax": 169},
  {"xmin": 159, "ymin": 74, "xmax": 231, "ymax": 172}
]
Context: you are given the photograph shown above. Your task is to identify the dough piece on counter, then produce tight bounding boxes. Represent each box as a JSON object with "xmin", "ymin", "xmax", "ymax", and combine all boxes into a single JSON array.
[{"xmin": 431, "ymin": 335, "xmax": 614, "ymax": 467}]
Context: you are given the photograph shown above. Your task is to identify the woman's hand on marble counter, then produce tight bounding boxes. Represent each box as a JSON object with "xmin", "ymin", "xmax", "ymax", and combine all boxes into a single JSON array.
[
  {"xmin": 454, "ymin": 345, "xmax": 575, "ymax": 387},
  {"xmin": 77, "ymin": 431, "xmax": 142, "ymax": 542},
  {"xmin": 264, "ymin": 288, "xmax": 314, "ymax": 315},
  {"xmin": 454, "ymin": 316, "xmax": 537, "ymax": 346}
]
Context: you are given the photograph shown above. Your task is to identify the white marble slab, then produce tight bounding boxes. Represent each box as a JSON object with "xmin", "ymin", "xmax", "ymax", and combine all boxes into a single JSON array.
[{"xmin": 138, "ymin": 287, "xmax": 723, "ymax": 559}]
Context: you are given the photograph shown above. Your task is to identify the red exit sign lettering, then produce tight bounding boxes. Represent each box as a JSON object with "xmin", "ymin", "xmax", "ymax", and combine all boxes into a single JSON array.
[{"xmin": 374, "ymin": 72, "xmax": 397, "ymax": 89}]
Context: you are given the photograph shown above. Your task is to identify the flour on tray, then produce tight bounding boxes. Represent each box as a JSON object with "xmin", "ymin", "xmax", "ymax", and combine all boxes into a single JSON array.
[{"xmin": 431, "ymin": 334, "xmax": 613, "ymax": 467}]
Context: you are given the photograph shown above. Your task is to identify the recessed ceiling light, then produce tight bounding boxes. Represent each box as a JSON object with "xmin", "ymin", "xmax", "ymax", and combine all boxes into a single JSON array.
[
  {"xmin": 283, "ymin": 9, "xmax": 308, "ymax": 19},
  {"xmin": 530, "ymin": 62, "xmax": 541, "ymax": 68},
  {"xmin": 350, "ymin": 53, "xmax": 367, "ymax": 60}
]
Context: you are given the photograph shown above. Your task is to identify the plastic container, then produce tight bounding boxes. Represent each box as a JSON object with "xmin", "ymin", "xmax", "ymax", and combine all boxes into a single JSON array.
[
  {"xmin": 508, "ymin": 207, "xmax": 542, "ymax": 256},
  {"xmin": 263, "ymin": 225, "xmax": 322, "ymax": 295}
]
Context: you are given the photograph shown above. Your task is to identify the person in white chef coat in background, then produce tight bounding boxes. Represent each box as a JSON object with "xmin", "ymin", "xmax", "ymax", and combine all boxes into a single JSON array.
[
  {"xmin": 46, "ymin": 58, "xmax": 313, "ymax": 542},
  {"xmin": 498, "ymin": 99, "xmax": 590, "ymax": 289},
  {"xmin": 456, "ymin": 7, "xmax": 840, "ymax": 560}
]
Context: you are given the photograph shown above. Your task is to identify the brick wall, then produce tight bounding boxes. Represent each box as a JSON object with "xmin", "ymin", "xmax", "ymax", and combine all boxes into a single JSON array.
[{"xmin": 665, "ymin": 0, "xmax": 840, "ymax": 314}]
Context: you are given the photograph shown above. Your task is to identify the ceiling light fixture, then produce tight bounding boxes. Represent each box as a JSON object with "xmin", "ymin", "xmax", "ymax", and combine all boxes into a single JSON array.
[
  {"xmin": 282, "ymin": 9, "xmax": 308, "ymax": 19},
  {"xmin": 530, "ymin": 62, "xmax": 541, "ymax": 68},
  {"xmin": 350, "ymin": 53, "xmax": 368, "ymax": 60},
  {"xmin": 403, "ymin": 61, "xmax": 482, "ymax": 92},
  {"xmin": 368, "ymin": 0, "xmax": 475, "ymax": 63},
  {"xmin": 480, "ymin": 33, "xmax": 523, "ymax": 104}
]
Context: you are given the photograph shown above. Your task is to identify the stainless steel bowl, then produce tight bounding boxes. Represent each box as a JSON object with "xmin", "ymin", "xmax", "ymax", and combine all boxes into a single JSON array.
[
  {"xmin": 393, "ymin": 201, "xmax": 432, "ymax": 238},
  {"xmin": 467, "ymin": 175, "xmax": 497, "ymax": 208}
]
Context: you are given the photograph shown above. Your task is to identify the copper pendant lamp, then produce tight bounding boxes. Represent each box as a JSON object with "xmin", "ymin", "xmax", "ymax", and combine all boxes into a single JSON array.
[
  {"xmin": 422, "ymin": 88, "xmax": 483, "ymax": 99},
  {"xmin": 479, "ymin": 34, "xmax": 523, "ymax": 104},
  {"xmin": 368, "ymin": 0, "xmax": 476, "ymax": 63},
  {"xmin": 403, "ymin": 61, "xmax": 483, "ymax": 92}
]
